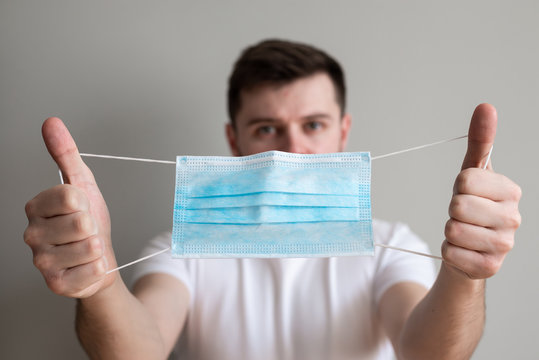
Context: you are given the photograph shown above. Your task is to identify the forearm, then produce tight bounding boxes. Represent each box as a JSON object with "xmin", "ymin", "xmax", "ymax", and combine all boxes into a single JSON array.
[
  {"xmin": 75, "ymin": 276, "xmax": 167, "ymax": 360},
  {"xmin": 398, "ymin": 263, "xmax": 485, "ymax": 360}
]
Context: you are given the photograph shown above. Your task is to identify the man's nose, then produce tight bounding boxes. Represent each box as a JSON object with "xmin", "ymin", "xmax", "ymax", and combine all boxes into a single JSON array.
[{"xmin": 282, "ymin": 128, "xmax": 310, "ymax": 154}]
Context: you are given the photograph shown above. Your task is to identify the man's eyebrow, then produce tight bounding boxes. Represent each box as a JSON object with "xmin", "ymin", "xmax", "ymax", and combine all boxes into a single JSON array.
[
  {"xmin": 245, "ymin": 118, "xmax": 279, "ymax": 126},
  {"xmin": 302, "ymin": 113, "xmax": 333, "ymax": 121},
  {"xmin": 245, "ymin": 113, "xmax": 333, "ymax": 126}
]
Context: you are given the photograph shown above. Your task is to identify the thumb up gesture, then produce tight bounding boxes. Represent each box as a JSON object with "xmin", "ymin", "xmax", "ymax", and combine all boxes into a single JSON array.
[
  {"xmin": 443, "ymin": 104, "xmax": 522, "ymax": 279},
  {"xmin": 24, "ymin": 118, "xmax": 118, "ymax": 298}
]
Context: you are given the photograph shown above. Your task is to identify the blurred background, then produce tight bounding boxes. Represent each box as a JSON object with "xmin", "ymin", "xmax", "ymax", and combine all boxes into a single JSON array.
[{"xmin": 1, "ymin": 1, "xmax": 537, "ymax": 358}]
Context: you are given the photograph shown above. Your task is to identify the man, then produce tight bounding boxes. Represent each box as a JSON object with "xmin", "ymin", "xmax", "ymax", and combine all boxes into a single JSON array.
[{"xmin": 24, "ymin": 39, "xmax": 521, "ymax": 359}]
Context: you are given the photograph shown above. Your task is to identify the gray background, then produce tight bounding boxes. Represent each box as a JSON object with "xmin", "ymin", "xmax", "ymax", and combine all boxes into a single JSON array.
[{"xmin": 1, "ymin": 0, "xmax": 537, "ymax": 358}]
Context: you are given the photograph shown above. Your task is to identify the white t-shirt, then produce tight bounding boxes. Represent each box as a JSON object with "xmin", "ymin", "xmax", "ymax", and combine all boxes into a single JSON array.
[{"xmin": 132, "ymin": 219, "xmax": 436, "ymax": 360}]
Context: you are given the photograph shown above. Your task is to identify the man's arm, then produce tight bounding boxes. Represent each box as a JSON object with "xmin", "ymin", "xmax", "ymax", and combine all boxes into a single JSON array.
[
  {"xmin": 24, "ymin": 117, "xmax": 187, "ymax": 359},
  {"xmin": 76, "ymin": 274, "xmax": 189, "ymax": 359},
  {"xmin": 378, "ymin": 104, "xmax": 521, "ymax": 360},
  {"xmin": 379, "ymin": 269, "xmax": 485, "ymax": 360}
]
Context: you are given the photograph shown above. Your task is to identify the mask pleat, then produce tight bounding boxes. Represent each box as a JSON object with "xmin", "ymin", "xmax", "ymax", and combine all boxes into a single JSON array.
[
  {"xmin": 183, "ymin": 166, "xmax": 359, "ymax": 197},
  {"xmin": 184, "ymin": 192, "xmax": 358, "ymax": 209},
  {"xmin": 183, "ymin": 206, "xmax": 360, "ymax": 224}
]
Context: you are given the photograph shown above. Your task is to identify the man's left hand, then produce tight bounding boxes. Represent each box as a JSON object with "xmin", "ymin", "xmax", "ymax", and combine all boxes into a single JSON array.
[{"xmin": 443, "ymin": 103, "xmax": 522, "ymax": 279}]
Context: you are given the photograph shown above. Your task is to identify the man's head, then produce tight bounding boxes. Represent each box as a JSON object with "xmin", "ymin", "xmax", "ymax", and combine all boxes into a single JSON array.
[{"xmin": 226, "ymin": 39, "xmax": 351, "ymax": 156}]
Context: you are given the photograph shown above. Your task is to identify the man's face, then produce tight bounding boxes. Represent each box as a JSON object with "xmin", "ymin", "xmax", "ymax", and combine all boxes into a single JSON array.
[{"xmin": 226, "ymin": 72, "xmax": 351, "ymax": 156}]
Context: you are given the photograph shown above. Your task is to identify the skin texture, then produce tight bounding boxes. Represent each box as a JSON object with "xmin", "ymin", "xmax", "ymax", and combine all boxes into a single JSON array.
[{"xmin": 24, "ymin": 73, "xmax": 521, "ymax": 359}]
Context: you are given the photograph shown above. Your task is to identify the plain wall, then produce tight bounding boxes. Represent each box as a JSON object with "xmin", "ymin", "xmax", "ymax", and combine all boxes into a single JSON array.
[{"xmin": 1, "ymin": 0, "xmax": 537, "ymax": 358}]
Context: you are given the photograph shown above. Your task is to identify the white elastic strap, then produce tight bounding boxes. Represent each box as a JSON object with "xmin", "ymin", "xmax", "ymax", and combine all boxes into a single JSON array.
[
  {"xmin": 80, "ymin": 153, "xmax": 175, "ymax": 164},
  {"xmin": 374, "ymin": 243, "xmax": 442, "ymax": 260},
  {"xmin": 483, "ymin": 145, "xmax": 493, "ymax": 170},
  {"xmin": 78, "ymin": 134, "xmax": 468, "ymax": 165},
  {"xmin": 371, "ymin": 135, "xmax": 468, "ymax": 160},
  {"xmin": 106, "ymin": 246, "xmax": 171, "ymax": 274}
]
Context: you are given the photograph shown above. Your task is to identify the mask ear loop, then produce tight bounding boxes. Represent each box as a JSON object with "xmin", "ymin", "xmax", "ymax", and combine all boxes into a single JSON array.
[
  {"xmin": 374, "ymin": 244, "xmax": 443, "ymax": 260},
  {"xmin": 106, "ymin": 247, "xmax": 171, "ymax": 274},
  {"xmin": 482, "ymin": 145, "xmax": 494, "ymax": 170},
  {"xmin": 58, "ymin": 169, "xmax": 64, "ymax": 184}
]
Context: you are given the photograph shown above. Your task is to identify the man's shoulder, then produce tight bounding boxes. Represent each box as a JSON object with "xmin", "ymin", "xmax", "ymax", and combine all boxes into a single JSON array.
[
  {"xmin": 372, "ymin": 218, "xmax": 416, "ymax": 244},
  {"xmin": 145, "ymin": 231, "xmax": 172, "ymax": 248}
]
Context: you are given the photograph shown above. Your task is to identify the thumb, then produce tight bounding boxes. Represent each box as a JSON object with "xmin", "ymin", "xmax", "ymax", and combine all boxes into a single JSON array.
[
  {"xmin": 42, "ymin": 117, "xmax": 94, "ymax": 186},
  {"xmin": 461, "ymin": 103, "xmax": 497, "ymax": 170}
]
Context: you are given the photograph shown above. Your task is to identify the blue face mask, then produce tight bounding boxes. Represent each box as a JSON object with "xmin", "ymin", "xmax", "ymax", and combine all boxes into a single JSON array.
[{"xmin": 171, "ymin": 150, "xmax": 372, "ymax": 258}]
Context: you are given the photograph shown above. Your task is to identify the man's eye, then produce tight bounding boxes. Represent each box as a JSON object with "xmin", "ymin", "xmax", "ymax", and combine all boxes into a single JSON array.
[
  {"xmin": 256, "ymin": 126, "xmax": 276, "ymax": 136},
  {"xmin": 305, "ymin": 121, "xmax": 323, "ymax": 131}
]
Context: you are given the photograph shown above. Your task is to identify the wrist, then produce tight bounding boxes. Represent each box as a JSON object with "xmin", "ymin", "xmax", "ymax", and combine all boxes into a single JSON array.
[
  {"xmin": 79, "ymin": 273, "xmax": 128, "ymax": 310},
  {"xmin": 439, "ymin": 262, "xmax": 486, "ymax": 294}
]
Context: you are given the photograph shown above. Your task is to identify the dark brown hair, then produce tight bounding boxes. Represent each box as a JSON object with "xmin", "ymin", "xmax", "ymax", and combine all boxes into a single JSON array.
[{"xmin": 227, "ymin": 39, "xmax": 346, "ymax": 125}]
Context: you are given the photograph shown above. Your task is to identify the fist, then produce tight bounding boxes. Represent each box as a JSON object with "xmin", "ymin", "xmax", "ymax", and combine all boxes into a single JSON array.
[
  {"xmin": 442, "ymin": 104, "xmax": 522, "ymax": 279},
  {"xmin": 443, "ymin": 168, "xmax": 522, "ymax": 278},
  {"xmin": 24, "ymin": 117, "xmax": 117, "ymax": 298}
]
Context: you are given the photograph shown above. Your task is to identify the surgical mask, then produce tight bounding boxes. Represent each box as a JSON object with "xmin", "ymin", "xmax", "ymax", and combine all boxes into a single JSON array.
[{"xmin": 171, "ymin": 150, "xmax": 372, "ymax": 258}]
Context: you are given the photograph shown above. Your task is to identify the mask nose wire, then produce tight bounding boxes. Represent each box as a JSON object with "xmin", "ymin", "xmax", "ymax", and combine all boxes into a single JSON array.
[{"xmin": 55, "ymin": 134, "xmax": 471, "ymax": 273}]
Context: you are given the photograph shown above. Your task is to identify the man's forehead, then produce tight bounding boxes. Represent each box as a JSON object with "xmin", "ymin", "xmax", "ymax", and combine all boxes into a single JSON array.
[{"xmin": 235, "ymin": 73, "xmax": 340, "ymax": 124}]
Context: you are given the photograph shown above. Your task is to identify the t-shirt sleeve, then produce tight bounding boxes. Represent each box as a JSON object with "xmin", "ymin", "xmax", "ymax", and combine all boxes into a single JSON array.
[
  {"xmin": 130, "ymin": 232, "xmax": 193, "ymax": 295},
  {"xmin": 372, "ymin": 221, "xmax": 437, "ymax": 305}
]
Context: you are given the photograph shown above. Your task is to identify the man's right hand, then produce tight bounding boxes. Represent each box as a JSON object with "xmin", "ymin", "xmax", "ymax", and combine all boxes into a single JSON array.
[{"xmin": 24, "ymin": 117, "xmax": 118, "ymax": 298}]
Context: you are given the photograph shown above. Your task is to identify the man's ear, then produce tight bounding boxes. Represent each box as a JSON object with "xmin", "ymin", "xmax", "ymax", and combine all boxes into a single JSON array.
[
  {"xmin": 226, "ymin": 123, "xmax": 241, "ymax": 156},
  {"xmin": 339, "ymin": 113, "xmax": 352, "ymax": 151}
]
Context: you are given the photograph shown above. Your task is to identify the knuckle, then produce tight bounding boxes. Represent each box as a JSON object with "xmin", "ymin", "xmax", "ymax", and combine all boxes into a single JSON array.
[
  {"xmin": 449, "ymin": 196, "xmax": 466, "ymax": 219},
  {"xmin": 73, "ymin": 212, "xmax": 94, "ymax": 236},
  {"xmin": 87, "ymin": 237, "xmax": 103, "ymax": 258},
  {"xmin": 24, "ymin": 199, "xmax": 36, "ymax": 217},
  {"xmin": 495, "ymin": 235, "xmax": 514, "ymax": 254},
  {"xmin": 504, "ymin": 208, "xmax": 522, "ymax": 229},
  {"xmin": 444, "ymin": 219, "xmax": 461, "ymax": 240},
  {"xmin": 505, "ymin": 177, "xmax": 522, "ymax": 201},
  {"xmin": 455, "ymin": 169, "xmax": 476, "ymax": 194},
  {"xmin": 33, "ymin": 254, "xmax": 48, "ymax": 271},
  {"xmin": 441, "ymin": 240, "xmax": 451, "ymax": 259},
  {"xmin": 33, "ymin": 253, "xmax": 52, "ymax": 271},
  {"xmin": 480, "ymin": 256, "xmax": 501, "ymax": 278},
  {"xmin": 441, "ymin": 243, "xmax": 466, "ymax": 272},
  {"xmin": 46, "ymin": 275, "xmax": 66, "ymax": 295},
  {"xmin": 91, "ymin": 258, "xmax": 107, "ymax": 277},
  {"xmin": 58, "ymin": 187, "xmax": 82, "ymax": 212},
  {"xmin": 511, "ymin": 211, "xmax": 522, "ymax": 229},
  {"xmin": 23, "ymin": 226, "xmax": 40, "ymax": 246}
]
